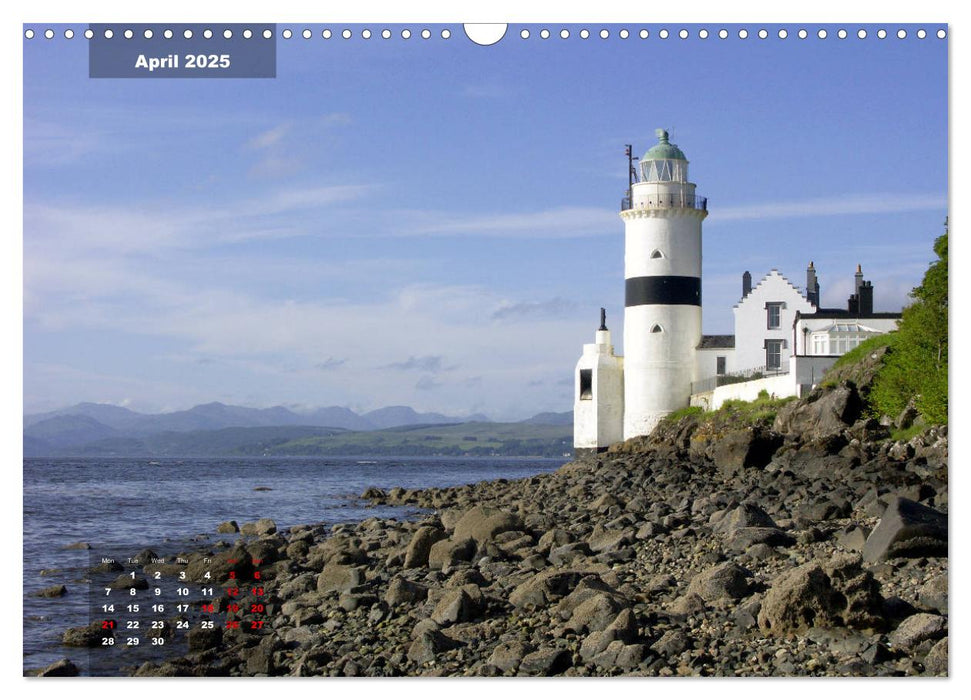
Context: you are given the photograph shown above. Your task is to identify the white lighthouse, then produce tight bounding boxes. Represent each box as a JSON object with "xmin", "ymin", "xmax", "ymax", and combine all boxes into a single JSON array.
[
  {"xmin": 622, "ymin": 129, "xmax": 707, "ymax": 438},
  {"xmin": 573, "ymin": 129, "xmax": 708, "ymax": 452}
]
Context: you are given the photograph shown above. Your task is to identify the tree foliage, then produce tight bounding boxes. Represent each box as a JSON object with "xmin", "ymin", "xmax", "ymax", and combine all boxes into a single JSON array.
[{"xmin": 870, "ymin": 223, "xmax": 948, "ymax": 424}]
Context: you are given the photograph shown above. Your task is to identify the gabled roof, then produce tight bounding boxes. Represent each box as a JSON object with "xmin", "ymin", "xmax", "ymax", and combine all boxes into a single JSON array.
[
  {"xmin": 734, "ymin": 269, "xmax": 812, "ymax": 310},
  {"xmin": 697, "ymin": 334, "xmax": 735, "ymax": 349}
]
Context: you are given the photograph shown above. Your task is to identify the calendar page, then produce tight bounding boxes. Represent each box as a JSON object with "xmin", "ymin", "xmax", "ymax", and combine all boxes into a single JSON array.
[{"xmin": 21, "ymin": 9, "xmax": 949, "ymax": 683}]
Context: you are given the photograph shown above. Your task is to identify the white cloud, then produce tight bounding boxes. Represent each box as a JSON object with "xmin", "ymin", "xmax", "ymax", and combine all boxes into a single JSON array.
[
  {"xmin": 246, "ymin": 123, "xmax": 292, "ymax": 150},
  {"xmin": 401, "ymin": 206, "xmax": 616, "ymax": 238}
]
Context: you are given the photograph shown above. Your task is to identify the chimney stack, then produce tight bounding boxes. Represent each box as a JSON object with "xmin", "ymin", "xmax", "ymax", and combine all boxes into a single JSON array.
[
  {"xmin": 742, "ymin": 271, "xmax": 752, "ymax": 298},
  {"xmin": 847, "ymin": 265, "xmax": 874, "ymax": 315},
  {"xmin": 806, "ymin": 261, "xmax": 820, "ymax": 307}
]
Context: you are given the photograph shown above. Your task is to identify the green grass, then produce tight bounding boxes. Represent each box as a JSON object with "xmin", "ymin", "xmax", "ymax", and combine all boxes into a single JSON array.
[
  {"xmin": 715, "ymin": 393, "xmax": 797, "ymax": 425},
  {"xmin": 662, "ymin": 405, "xmax": 704, "ymax": 423},
  {"xmin": 661, "ymin": 392, "xmax": 796, "ymax": 431},
  {"xmin": 889, "ymin": 423, "xmax": 924, "ymax": 443}
]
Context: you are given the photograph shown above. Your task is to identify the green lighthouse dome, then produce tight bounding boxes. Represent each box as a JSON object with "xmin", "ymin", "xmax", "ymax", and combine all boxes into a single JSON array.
[{"xmin": 642, "ymin": 128, "xmax": 687, "ymax": 161}]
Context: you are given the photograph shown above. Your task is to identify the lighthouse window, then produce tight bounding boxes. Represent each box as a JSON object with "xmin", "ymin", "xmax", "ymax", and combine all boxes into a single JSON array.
[
  {"xmin": 650, "ymin": 249, "xmax": 664, "ymax": 259},
  {"xmin": 716, "ymin": 356, "xmax": 726, "ymax": 375},
  {"xmin": 579, "ymin": 369, "xmax": 593, "ymax": 400},
  {"xmin": 766, "ymin": 302, "xmax": 782, "ymax": 329},
  {"xmin": 650, "ymin": 324, "xmax": 663, "ymax": 333}
]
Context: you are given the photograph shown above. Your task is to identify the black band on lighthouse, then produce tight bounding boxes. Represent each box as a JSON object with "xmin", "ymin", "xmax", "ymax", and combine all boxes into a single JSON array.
[{"xmin": 625, "ymin": 276, "xmax": 701, "ymax": 307}]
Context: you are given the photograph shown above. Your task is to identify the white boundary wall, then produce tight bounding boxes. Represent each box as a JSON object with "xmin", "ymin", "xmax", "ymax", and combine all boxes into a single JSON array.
[{"xmin": 705, "ymin": 372, "xmax": 796, "ymax": 410}]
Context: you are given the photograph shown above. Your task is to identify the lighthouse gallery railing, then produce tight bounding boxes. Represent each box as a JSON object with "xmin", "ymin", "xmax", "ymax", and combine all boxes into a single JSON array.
[{"xmin": 621, "ymin": 193, "xmax": 707, "ymax": 212}]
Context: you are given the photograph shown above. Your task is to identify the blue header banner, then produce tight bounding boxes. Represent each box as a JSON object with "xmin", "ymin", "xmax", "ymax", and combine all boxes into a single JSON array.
[{"xmin": 88, "ymin": 24, "xmax": 276, "ymax": 78}]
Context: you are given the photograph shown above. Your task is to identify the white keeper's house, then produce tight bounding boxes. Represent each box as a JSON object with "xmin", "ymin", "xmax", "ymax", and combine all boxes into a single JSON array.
[{"xmin": 573, "ymin": 129, "xmax": 901, "ymax": 455}]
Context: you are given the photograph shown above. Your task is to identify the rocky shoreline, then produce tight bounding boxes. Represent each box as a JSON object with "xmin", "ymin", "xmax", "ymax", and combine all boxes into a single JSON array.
[{"xmin": 41, "ymin": 377, "xmax": 948, "ymax": 677}]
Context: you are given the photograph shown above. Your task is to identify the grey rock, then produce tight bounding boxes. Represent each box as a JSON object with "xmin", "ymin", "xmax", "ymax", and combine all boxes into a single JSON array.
[
  {"xmin": 39, "ymin": 658, "xmax": 79, "ymax": 676},
  {"xmin": 430, "ymin": 585, "xmax": 485, "ymax": 625},
  {"xmin": 565, "ymin": 593, "xmax": 624, "ymax": 634},
  {"xmin": 862, "ymin": 497, "xmax": 948, "ymax": 562},
  {"xmin": 836, "ymin": 524, "xmax": 871, "ymax": 552},
  {"xmin": 427, "ymin": 537, "xmax": 476, "ymax": 570},
  {"xmin": 711, "ymin": 503, "xmax": 778, "ymax": 535},
  {"xmin": 240, "ymin": 518, "xmax": 277, "ymax": 536},
  {"xmin": 773, "ymin": 383, "xmax": 863, "ymax": 439},
  {"xmin": 727, "ymin": 527, "xmax": 795, "ymax": 551},
  {"xmin": 586, "ymin": 528, "xmax": 634, "ymax": 553},
  {"xmin": 518, "ymin": 647, "xmax": 572, "ymax": 676},
  {"xmin": 917, "ymin": 573, "xmax": 948, "ymax": 614},
  {"xmin": 187, "ymin": 625, "xmax": 223, "ymax": 651},
  {"xmin": 487, "ymin": 640, "xmax": 529, "ymax": 672},
  {"xmin": 548, "ymin": 542, "xmax": 592, "ymax": 566},
  {"xmin": 316, "ymin": 563, "xmax": 364, "ymax": 594},
  {"xmin": 407, "ymin": 629, "xmax": 460, "ymax": 665},
  {"xmin": 888, "ymin": 613, "xmax": 947, "ymax": 651},
  {"xmin": 216, "ymin": 520, "xmax": 239, "ymax": 534},
  {"xmin": 33, "ymin": 584, "xmax": 67, "ymax": 598},
  {"xmin": 509, "ymin": 569, "xmax": 587, "ymax": 609},
  {"xmin": 452, "ymin": 505, "xmax": 523, "ymax": 545},
  {"xmin": 758, "ymin": 553, "xmax": 883, "ymax": 636},
  {"xmin": 652, "ymin": 629, "xmax": 689, "ymax": 657},
  {"xmin": 923, "ymin": 637, "xmax": 948, "ymax": 676},
  {"xmin": 109, "ymin": 574, "xmax": 148, "ymax": 590},
  {"xmin": 385, "ymin": 576, "xmax": 428, "ymax": 606},
  {"xmin": 403, "ymin": 526, "xmax": 447, "ymax": 569},
  {"xmin": 686, "ymin": 562, "xmax": 752, "ymax": 602},
  {"xmin": 62, "ymin": 622, "xmax": 107, "ymax": 647}
]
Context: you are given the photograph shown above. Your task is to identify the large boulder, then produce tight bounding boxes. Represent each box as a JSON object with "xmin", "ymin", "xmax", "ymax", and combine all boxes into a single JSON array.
[
  {"xmin": 62, "ymin": 622, "xmax": 107, "ymax": 647},
  {"xmin": 316, "ymin": 563, "xmax": 364, "ymax": 594},
  {"xmin": 452, "ymin": 506, "xmax": 524, "ymax": 545},
  {"xmin": 403, "ymin": 526, "xmax": 447, "ymax": 569},
  {"xmin": 773, "ymin": 383, "xmax": 863, "ymax": 440},
  {"xmin": 509, "ymin": 569, "xmax": 588, "ymax": 609},
  {"xmin": 430, "ymin": 584, "xmax": 485, "ymax": 625},
  {"xmin": 384, "ymin": 576, "xmax": 429, "ymax": 606},
  {"xmin": 240, "ymin": 518, "xmax": 277, "ymax": 536},
  {"xmin": 923, "ymin": 637, "xmax": 948, "ymax": 676},
  {"xmin": 888, "ymin": 613, "xmax": 947, "ymax": 651},
  {"xmin": 686, "ymin": 562, "xmax": 752, "ymax": 603},
  {"xmin": 487, "ymin": 640, "xmax": 529, "ymax": 672},
  {"xmin": 711, "ymin": 503, "xmax": 778, "ymax": 535},
  {"xmin": 862, "ymin": 497, "xmax": 948, "ymax": 562},
  {"xmin": 427, "ymin": 537, "xmax": 476, "ymax": 570},
  {"xmin": 407, "ymin": 629, "xmax": 461, "ymax": 664},
  {"xmin": 710, "ymin": 427, "xmax": 783, "ymax": 473},
  {"xmin": 39, "ymin": 659, "xmax": 79, "ymax": 676},
  {"xmin": 758, "ymin": 553, "xmax": 883, "ymax": 636},
  {"xmin": 578, "ymin": 608, "xmax": 639, "ymax": 662},
  {"xmin": 517, "ymin": 647, "xmax": 572, "ymax": 676}
]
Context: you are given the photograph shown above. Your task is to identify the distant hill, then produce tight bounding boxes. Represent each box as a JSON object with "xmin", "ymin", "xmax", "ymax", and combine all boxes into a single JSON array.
[
  {"xmin": 23, "ymin": 401, "xmax": 569, "ymax": 457},
  {"xmin": 24, "ymin": 414, "xmax": 119, "ymax": 448},
  {"xmin": 24, "ymin": 401, "xmax": 493, "ymax": 437},
  {"xmin": 58, "ymin": 425, "xmax": 348, "ymax": 457},
  {"xmin": 520, "ymin": 411, "xmax": 573, "ymax": 426},
  {"xmin": 361, "ymin": 405, "xmax": 489, "ymax": 430}
]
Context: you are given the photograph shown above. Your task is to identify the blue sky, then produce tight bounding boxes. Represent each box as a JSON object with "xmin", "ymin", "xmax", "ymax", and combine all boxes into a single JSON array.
[{"xmin": 22, "ymin": 23, "xmax": 948, "ymax": 420}]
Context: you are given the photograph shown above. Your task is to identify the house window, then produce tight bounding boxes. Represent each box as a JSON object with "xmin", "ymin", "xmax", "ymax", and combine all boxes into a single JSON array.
[
  {"xmin": 716, "ymin": 356, "xmax": 726, "ymax": 375},
  {"xmin": 766, "ymin": 340, "xmax": 783, "ymax": 370},
  {"xmin": 766, "ymin": 302, "xmax": 782, "ymax": 329},
  {"xmin": 579, "ymin": 369, "xmax": 593, "ymax": 400}
]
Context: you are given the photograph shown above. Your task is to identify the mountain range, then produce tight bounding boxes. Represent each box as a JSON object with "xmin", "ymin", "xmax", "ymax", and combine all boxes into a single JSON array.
[{"xmin": 23, "ymin": 402, "xmax": 573, "ymax": 456}]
